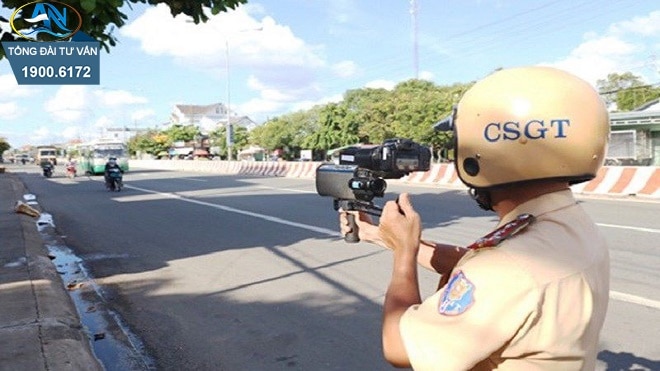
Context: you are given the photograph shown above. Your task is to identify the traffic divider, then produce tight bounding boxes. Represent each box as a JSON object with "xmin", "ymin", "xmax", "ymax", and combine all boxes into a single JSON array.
[
  {"xmin": 129, "ymin": 160, "xmax": 659, "ymax": 199},
  {"xmin": 400, "ymin": 163, "xmax": 659, "ymax": 199}
]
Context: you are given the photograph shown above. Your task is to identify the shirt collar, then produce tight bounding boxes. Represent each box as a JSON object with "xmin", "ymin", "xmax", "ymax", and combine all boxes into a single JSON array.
[{"xmin": 497, "ymin": 189, "xmax": 577, "ymax": 228}]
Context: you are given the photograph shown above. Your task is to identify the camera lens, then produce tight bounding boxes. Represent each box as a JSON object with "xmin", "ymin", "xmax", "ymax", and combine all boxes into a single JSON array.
[{"xmin": 368, "ymin": 178, "xmax": 386, "ymax": 196}]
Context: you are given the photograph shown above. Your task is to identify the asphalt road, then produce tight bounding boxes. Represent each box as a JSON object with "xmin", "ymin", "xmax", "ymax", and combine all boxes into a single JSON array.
[{"xmin": 11, "ymin": 163, "xmax": 660, "ymax": 371}]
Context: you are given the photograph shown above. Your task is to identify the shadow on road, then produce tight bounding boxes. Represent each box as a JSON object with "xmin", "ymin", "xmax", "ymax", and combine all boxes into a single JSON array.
[
  {"xmin": 8, "ymin": 168, "xmax": 520, "ymax": 369},
  {"xmin": 598, "ymin": 350, "xmax": 660, "ymax": 371}
]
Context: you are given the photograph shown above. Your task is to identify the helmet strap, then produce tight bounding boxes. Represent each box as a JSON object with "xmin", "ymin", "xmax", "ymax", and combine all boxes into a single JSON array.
[{"xmin": 469, "ymin": 188, "xmax": 493, "ymax": 211}]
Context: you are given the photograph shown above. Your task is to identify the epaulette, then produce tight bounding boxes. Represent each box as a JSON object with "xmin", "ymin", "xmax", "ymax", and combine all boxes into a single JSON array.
[{"xmin": 466, "ymin": 213, "xmax": 535, "ymax": 250}]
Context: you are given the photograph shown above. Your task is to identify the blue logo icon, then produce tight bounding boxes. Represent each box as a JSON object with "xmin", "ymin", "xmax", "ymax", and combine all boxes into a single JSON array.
[{"xmin": 10, "ymin": 1, "xmax": 82, "ymax": 41}]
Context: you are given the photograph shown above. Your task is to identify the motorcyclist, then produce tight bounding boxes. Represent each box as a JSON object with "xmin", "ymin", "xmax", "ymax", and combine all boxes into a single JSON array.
[
  {"xmin": 104, "ymin": 157, "xmax": 123, "ymax": 188},
  {"xmin": 65, "ymin": 157, "xmax": 77, "ymax": 177},
  {"xmin": 40, "ymin": 158, "xmax": 54, "ymax": 177}
]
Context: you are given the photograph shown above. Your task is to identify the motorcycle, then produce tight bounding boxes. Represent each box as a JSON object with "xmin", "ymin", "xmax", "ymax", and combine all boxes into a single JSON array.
[
  {"xmin": 41, "ymin": 163, "xmax": 54, "ymax": 178},
  {"xmin": 66, "ymin": 163, "xmax": 77, "ymax": 178},
  {"xmin": 106, "ymin": 168, "xmax": 123, "ymax": 192}
]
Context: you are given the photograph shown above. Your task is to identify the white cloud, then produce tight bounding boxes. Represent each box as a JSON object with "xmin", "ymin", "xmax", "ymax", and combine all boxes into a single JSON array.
[
  {"xmin": 419, "ymin": 70, "xmax": 435, "ymax": 81},
  {"xmin": 0, "ymin": 102, "xmax": 21, "ymax": 119},
  {"xmin": 0, "ymin": 74, "xmax": 35, "ymax": 100},
  {"xmin": 120, "ymin": 3, "xmax": 330, "ymax": 122},
  {"xmin": 130, "ymin": 108, "xmax": 156, "ymax": 122},
  {"xmin": 44, "ymin": 86, "xmax": 89, "ymax": 123},
  {"xmin": 610, "ymin": 10, "xmax": 660, "ymax": 36},
  {"xmin": 332, "ymin": 60, "xmax": 359, "ymax": 78},
  {"xmin": 120, "ymin": 4, "xmax": 324, "ymax": 68},
  {"xmin": 61, "ymin": 126, "xmax": 82, "ymax": 140},
  {"xmin": 546, "ymin": 10, "xmax": 660, "ymax": 85},
  {"xmin": 95, "ymin": 89, "xmax": 148, "ymax": 107},
  {"xmin": 365, "ymin": 79, "xmax": 396, "ymax": 90},
  {"xmin": 32, "ymin": 126, "xmax": 51, "ymax": 143}
]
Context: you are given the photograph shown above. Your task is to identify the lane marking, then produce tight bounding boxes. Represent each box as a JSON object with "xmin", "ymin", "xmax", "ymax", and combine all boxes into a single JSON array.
[
  {"xmin": 610, "ymin": 291, "xmax": 660, "ymax": 309},
  {"xmin": 596, "ymin": 223, "xmax": 660, "ymax": 234},
  {"xmin": 126, "ymin": 184, "xmax": 340, "ymax": 237},
  {"xmin": 255, "ymin": 185, "xmax": 316, "ymax": 194}
]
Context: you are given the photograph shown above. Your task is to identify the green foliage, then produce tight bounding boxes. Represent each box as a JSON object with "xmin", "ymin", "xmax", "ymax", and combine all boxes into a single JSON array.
[
  {"xmin": 0, "ymin": 137, "xmax": 11, "ymax": 154},
  {"xmin": 250, "ymin": 79, "xmax": 472, "ymax": 160},
  {"xmin": 127, "ymin": 129, "xmax": 170, "ymax": 156},
  {"xmin": 0, "ymin": 0, "xmax": 247, "ymax": 60},
  {"xmin": 597, "ymin": 72, "xmax": 660, "ymax": 111},
  {"xmin": 249, "ymin": 108, "xmax": 320, "ymax": 159},
  {"xmin": 209, "ymin": 125, "xmax": 248, "ymax": 159},
  {"xmin": 163, "ymin": 124, "xmax": 200, "ymax": 142}
]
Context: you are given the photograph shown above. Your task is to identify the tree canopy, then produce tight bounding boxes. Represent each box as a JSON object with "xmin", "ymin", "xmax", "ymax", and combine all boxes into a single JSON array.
[
  {"xmin": 0, "ymin": 0, "xmax": 247, "ymax": 60},
  {"xmin": 597, "ymin": 72, "xmax": 660, "ymax": 111},
  {"xmin": 0, "ymin": 137, "xmax": 11, "ymax": 155}
]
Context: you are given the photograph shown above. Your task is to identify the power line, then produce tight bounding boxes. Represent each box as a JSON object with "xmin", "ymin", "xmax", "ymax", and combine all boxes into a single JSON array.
[{"xmin": 599, "ymin": 82, "xmax": 660, "ymax": 95}]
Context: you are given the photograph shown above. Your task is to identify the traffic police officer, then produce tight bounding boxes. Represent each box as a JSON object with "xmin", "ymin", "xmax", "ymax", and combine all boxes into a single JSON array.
[{"xmin": 341, "ymin": 66, "xmax": 610, "ymax": 370}]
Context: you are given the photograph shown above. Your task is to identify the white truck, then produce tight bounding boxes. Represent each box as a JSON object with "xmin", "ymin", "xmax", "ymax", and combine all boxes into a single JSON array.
[{"xmin": 36, "ymin": 146, "xmax": 58, "ymax": 165}]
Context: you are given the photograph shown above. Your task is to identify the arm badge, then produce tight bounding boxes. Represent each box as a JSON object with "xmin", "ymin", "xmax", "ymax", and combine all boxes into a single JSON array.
[{"xmin": 438, "ymin": 271, "xmax": 475, "ymax": 315}]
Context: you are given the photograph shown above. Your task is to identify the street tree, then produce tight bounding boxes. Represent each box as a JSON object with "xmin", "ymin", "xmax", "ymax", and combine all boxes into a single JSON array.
[
  {"xmin": 163, "ymin": 124, "xmax": 200, "ymax": 143},
  {"xmin": 303, "ymin": 103, "xmax": 361, "ymax": 152},
  {"xmin": 250, "ymin": 109, "xmax": 320, "ymax": 158},
  {"xmin": 0, "ymin": 137, "xmax": 11, "ymax": 155},
  {"xmin": 209, "ymin": 125, "xmax": 248, "ymax": 159},
  {"xmin": 597, "ymin": 72, "xmax": 660, "ymax": 111},
  {"xmin": 0, "ymin": 0, "xmax": 247, "ymax": 60},
  {"xmin": 128, "ymin": 130, "xmax": 170, "ymax": 156}
]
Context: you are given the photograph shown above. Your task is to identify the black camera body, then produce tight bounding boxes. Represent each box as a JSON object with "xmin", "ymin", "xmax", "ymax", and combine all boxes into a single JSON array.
[
  {"xmin": 336, "ymin": 138, "xmax": 431, "ymax": 180},
  {"xmin": 316, "ymin": 138, "xmax": 431, "ymax": 242},
  {"xmin": 316, "ymin": 138, "xmax": 431, "ymax": 202},
  {"xmin": 316, "ymin": 164, "xmax": 387, "ymax": 202}
]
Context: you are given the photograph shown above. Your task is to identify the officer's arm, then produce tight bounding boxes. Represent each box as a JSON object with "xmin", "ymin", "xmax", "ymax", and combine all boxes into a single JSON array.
[
  {"xmin": 380, "ymin": 196, "xmax": 421, "ymax": 368},
  {"xmin": 382, "ymin": 249, "xmax": 418, "ymax": 368},
  {"xmin": 418, "ymin": 241, "xmax": 467, "ymax": 275},
  {"xmin": 340, "ymin": 211, "xmax": 466, "ymax": 274}
]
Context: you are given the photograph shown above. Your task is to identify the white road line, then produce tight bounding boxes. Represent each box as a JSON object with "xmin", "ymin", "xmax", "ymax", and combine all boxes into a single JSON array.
[
  {"xmin": 125, "ymin": 184, "xmax": 660, "ymax": 310},
  {"xmin": 596, "ymin": 223, "xmax": 660, "ymax": 234},
  {"xmin": 126, "ymin": 184, "xmax": 340, "ymax": 237},
  {"xmin": 610, "ymin": 291, "xmax": 660, "ymax": 309},
  {"xmin": 181, "ymin": 178, "xmax": 208, "ymax": 182},
  {"xmin": 255, "ymin": 185, "xmax": 316, "ymax": 194}
]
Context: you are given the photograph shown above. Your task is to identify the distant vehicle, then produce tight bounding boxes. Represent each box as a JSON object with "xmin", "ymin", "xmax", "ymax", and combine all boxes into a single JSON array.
[
  {"xmin": 41, "ymin": 162, "xmax": 54, "ymax": 178},
  {"xmin": 66, "ymin": 161, "xmax": 77, "ymax": 178},
  {"xmin": 73, "ymin": 139, "xmax": 129, "ymax": 175},
  {"xmin": 105, "ymin": 168, "xmax": 123, "ymax": 191},
  {"xmin": 36, "ymin": 146, "xmax": 58, "ymax": 165},
  {"xmin": 15, "ymin": 154, "xmax": 30, "ymax": 164}
]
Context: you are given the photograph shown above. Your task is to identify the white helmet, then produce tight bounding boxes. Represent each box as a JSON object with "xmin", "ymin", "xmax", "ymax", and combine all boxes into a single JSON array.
[{"xmin": 436, "ymin": 66, "xmax": 610, "ymax": 190}]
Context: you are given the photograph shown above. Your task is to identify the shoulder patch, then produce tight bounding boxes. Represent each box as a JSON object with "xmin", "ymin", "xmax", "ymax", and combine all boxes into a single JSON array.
[
  {"xmin": 438, "ymin": 271, "xmax": 475, "ymax": 316},
  {"xmin": 467, "ymin": 213, "xmax": 534, "ymax": 250}
]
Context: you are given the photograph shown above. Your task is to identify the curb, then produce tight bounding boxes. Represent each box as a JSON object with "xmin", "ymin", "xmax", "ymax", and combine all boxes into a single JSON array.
[{"xmin": 0, "ymin": 173, "xmax": 102, "ymax": 371}]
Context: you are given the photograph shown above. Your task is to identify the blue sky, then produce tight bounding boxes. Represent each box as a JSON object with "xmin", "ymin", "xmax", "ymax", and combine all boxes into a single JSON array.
[{"xmin": 1, "ymin": 0, "xmax": 659, "ymax": 148}]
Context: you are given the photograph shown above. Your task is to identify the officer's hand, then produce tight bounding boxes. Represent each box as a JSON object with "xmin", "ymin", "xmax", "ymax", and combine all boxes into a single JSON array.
[
  {"xmin": 379, "ymin": 193, "xmax": 421, "ymax": 253},
  {"xmin": 338, "ymin": 210, "xmax": 387, "ymax": 248}
]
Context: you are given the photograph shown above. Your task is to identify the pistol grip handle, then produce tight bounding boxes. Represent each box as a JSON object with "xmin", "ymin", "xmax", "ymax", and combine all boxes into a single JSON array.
[{"xmin": 344, "ymin": 213, "xmax": 360, "ymax": 243}]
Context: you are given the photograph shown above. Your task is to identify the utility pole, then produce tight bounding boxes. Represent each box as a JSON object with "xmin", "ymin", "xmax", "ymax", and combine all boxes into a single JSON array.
[{"xmin": 410, "ymin": 0, "xmax": 419, "ymax": 79}]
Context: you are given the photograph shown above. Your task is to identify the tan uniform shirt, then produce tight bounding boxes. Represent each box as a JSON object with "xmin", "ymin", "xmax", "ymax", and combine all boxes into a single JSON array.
[{"xmin": 400, "ymin": 190, "xmax": 610, "ymax": 370}]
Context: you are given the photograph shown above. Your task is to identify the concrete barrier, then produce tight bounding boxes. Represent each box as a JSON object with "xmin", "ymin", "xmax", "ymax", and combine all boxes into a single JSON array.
[{"xmin": 129, "ymin": 160, "xmax": 659, "ymax": 199}]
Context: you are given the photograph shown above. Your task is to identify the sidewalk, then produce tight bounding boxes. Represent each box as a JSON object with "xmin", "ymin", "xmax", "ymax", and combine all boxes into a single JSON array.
[{"xmin": 0, "ymin": 170, "xmax": 102, "ymax": 370}]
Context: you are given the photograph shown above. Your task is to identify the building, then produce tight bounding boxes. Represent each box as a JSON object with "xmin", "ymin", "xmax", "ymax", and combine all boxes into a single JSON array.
[
  {"xmin": 170, "ymin": 103, "xmax": 258, "ymax": 133},
  {"xmin": 608, "ymin": 98, "xmax": 660, "ymax": 166}
]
